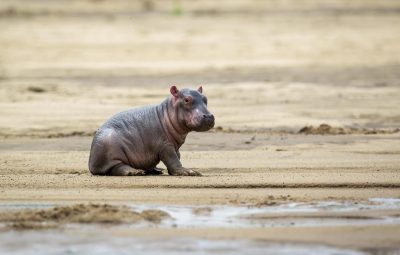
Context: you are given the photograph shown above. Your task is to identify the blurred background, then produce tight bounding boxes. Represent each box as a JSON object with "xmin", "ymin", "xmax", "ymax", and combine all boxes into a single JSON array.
[{"xmin": 0, "ymin": 0, "xmax": 400, "ymax": 137}]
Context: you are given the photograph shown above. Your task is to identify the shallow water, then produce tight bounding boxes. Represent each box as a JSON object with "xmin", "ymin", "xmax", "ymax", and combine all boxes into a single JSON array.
[
  {"xmin": 0, "ymin": 198, "xmax": 399, "ymax": 255},
  {"xmin": 129, "ymin": 198, "xmax": 400, "ymax": 228},
  {"xmin": 0, "ymin": 198, "xmax": 399, "ymax": 229},
  {"xmin": 0, "ymin": 230, "xmax": 367, "ymax": 255}
]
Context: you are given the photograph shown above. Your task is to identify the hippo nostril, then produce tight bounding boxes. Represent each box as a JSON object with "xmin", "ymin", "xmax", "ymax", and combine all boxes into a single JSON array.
[{"xmin": 203, "ymin": 114, "xmax": 214, "ymax": 120}]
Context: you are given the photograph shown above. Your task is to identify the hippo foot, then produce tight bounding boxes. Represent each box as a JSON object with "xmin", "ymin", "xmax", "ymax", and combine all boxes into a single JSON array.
[
  {"xmin": 145, "ymin": 167, "xmax": 164, "ymax": 175},
  {"xmin": 109, "ymin": 165, "xmax": 146, "ymax": 176},
  {"xmin": 169, "ymin": 168, "xmax": 202, "ymax": 176}
]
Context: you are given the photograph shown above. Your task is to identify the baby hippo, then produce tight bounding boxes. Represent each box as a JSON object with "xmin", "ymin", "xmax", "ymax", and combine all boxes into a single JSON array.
[{"xmin": 88, "ymin": 86, "xmax": 214, "ymax": 176}]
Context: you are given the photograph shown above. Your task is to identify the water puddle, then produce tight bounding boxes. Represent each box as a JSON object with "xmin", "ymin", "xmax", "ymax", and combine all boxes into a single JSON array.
[
  {"xmin": 0, "ymin": 198, "xmax": 399, "ymax": 229},
  {"xmin": 0, "ymin": 198, "xmax": 399, "ymax": 255},
  {"xmin": 130, "ymin": 198, "xmax": 400, "ymax": 228},
  {"xmin": 0, "ymin": 230, "xmax": 367, "ymax": 255}
]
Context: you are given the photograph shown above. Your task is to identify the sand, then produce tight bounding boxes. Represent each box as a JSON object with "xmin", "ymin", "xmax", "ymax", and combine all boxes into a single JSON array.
[
  {"xmin": 0, "ymin": 204, "xmax": 170, "ymax": 229},
  {"xmin": 1, "ymin": 0, "xmax": 400, "ymax": 253}
]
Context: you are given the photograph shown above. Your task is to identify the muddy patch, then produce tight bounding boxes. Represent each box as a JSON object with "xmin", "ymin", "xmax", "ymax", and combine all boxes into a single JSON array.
[
  {"xmin": 255, "ymin": 195, "xmax": 294, "ymax": 207},
  {"xmin": 298, "ymin": 124, "xmax": 399, "ymax": 135},
  {"xmin": 192, "ymin": 207, "xmax": 213, "ymax": 216},
  {"xmin": 26, "ymin": 86, "xmax": 47, "ymax": 93},
  {"xmin": 0, "ymin": 204, "xmax": 170, "ymax": 230},
  {"xmin": 0, "ymin": 130, "xmax": 96, "ymax": 139},
  {"xmin": 211, "ymin": 126, "xmax": 286, "ymax": 135},
  {"xmin": 211, "ymin": 124, "xmax": 400, "ymax": 136}
]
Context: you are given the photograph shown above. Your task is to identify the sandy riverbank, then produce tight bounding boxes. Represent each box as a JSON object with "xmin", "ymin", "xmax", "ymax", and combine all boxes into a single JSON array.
[{"xmin": 1, "ymin": 0, "xmax": 400, "ymax": 253}]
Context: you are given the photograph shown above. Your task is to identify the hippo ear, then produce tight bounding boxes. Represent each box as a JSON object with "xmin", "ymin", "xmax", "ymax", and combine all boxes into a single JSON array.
[
  {"xmin": 170, "ymin": 85, "xmax": 180, "ymax": 98},
  {"xmin": 197, "ymin": 86, "xmax": 203, "ymax": 94}
]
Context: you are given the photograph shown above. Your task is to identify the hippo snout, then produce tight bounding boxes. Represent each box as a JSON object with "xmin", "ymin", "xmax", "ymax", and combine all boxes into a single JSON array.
[
  {"xmin": 203, "ymin": 113, "xmax": 215, "ymax": 121},
  {"xmin": 202, "ymin": 113, "xmax": 215, "ymax": 129}
]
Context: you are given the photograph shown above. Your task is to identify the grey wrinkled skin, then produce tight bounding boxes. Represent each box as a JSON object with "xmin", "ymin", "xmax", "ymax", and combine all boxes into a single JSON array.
[{"xmin": 88, "ymin": 86, "xmax": 214, "ymax": 176}]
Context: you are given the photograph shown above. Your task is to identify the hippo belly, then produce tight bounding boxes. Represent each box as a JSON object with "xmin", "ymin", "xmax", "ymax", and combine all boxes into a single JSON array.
[
  {"xmin": 114, "ymin": 127, "xmax": 163, "ymax": 167},
  {"xmin": 89, "ymin": 126, "xmax": 162, "ymax": 175},
  {"xmin": 124, "ymin": 145, "xmax": 161, "ymax": 170}
]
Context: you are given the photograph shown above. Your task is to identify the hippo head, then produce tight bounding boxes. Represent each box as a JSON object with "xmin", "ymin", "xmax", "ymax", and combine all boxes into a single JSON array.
[{"xmin": 170, "ymin": 86, "xmax": 215, "ymax": 132}]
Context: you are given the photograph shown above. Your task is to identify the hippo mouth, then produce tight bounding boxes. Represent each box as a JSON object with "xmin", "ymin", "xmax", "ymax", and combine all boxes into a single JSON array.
[{"xmin": 192, "ymin": 119, "xmax": 215, "ymax": 132}]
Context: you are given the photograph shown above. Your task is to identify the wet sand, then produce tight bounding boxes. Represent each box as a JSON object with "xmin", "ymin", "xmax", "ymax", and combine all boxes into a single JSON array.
[
  {"xmin": 1, "ymin": 130, "xmax": 399, "ymax": 252},
  {"xmin": 1, "ymin": 0, "xmax": 400, "ymax": 253}
]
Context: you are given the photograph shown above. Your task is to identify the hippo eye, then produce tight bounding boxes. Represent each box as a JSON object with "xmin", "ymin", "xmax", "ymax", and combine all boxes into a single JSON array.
[{"xmin": 184, "ymin": 98, "xmax": 190, "ymax": 104}]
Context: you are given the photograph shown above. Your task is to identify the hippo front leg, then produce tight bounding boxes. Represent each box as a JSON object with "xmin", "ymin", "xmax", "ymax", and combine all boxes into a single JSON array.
[{"xmin": 160, "ymin": 146, "xmax": 201, "ymax": 176}]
